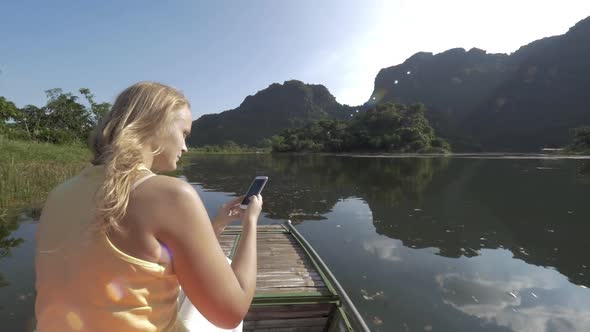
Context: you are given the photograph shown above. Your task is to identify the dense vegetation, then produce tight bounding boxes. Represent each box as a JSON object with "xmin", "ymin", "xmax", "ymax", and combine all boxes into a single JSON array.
[
  {"xmin": 0, "ymin": 89, "xmax": 110, "ymax": 144},
  {"xmin": 0, "ymin": 89, "xmax": 105, "ymax": 211},
  {"xmin": 271, "ymin": 103, "xmax": 450, "ymax": 153},
  {"xmin": 565, "ymin": 126, "xmax": 590, "ymax": 154}
]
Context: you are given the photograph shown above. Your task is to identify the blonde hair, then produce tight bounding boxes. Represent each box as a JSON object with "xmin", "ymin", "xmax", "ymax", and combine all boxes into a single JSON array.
[{"xmin": 89, "ymin": 81, "xmax": 190, "ymax": 233}]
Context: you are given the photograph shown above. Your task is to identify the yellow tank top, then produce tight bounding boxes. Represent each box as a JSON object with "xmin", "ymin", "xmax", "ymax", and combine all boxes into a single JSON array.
[{"xmin": 35, "ymin": 164, "xmax": 187, "ymax": 332}]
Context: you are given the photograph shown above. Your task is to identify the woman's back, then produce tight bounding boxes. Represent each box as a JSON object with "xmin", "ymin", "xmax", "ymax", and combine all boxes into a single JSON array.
[{"xmin": 35, "ymin": 165, "xmax": 182, "ymax": 332}]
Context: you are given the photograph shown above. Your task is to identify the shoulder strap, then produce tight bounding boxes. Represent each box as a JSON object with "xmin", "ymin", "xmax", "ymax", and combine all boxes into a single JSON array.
[
  {"xmin": 132, "ymin": 174, "xmax": 156, "ymax": 190},
  {"xmin": 132, "ymin": 166, "xmax": 156, "ymax": 191}
]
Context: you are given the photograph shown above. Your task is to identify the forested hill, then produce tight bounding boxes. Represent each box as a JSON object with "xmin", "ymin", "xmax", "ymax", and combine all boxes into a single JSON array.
[{"xmin": 187, "ymin": 80, "xmax": 353, "ymax": 146}]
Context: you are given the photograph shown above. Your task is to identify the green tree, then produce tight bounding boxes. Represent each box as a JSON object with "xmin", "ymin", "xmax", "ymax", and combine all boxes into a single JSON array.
[
  {"xmin": 0, "ymin": 97, "xmax": 18, "ymax": 135},
  {"xmin": 79, "ymin": 88, "xmax": 111, "ymax": 123},
  {"xmin": 272, "ymin": 102, "xmax": 451, "ymax": 153},
  {"xmin": 5, "ymin": 88, "xmax": 110, "ymax": 144}
]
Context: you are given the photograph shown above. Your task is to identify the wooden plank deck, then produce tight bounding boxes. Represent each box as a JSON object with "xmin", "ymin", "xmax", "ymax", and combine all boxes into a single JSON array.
[{"xmin": 220, "ymin": 224, "xmax": 342, "ymax": 332}]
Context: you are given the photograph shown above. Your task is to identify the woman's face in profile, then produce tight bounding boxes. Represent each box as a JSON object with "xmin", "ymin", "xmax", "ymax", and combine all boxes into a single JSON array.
[{"xmin": 152, "ymin": 106, "xmax": 192, "ymax": 172}]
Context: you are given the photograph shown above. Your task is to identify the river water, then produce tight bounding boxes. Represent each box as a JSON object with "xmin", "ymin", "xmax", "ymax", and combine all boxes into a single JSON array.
[{"xmin": 2, "ymin": 154, "xmax": 590, "ymax": 331}]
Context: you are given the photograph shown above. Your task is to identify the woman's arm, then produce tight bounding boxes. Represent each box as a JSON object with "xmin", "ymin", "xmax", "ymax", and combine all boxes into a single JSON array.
[{"xmin": 145, "ymin": 177, "xmax": 261, "ymax": 329}]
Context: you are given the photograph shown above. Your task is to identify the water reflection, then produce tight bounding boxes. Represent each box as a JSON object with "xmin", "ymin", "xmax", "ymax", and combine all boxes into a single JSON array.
[
  {"xmin": 0, "ymin": 210, "xmax": 27, "ymax": 289},
  {"xmin": 1, "ymin": 154, "xmax": 589, "ymax": 331},
  {"xmin": 0, "ymin": 207, "xmax": 39, "ymax": 331},
  {"xmin": 184, "ymin": 155, "xmax": 590, "ymax": 288},
  {"xmin": 437, "ymin": 250, "xmax": 590, "ymax": 332},
  {"xmin": 183, "ymin": 154, "xmax": 448, "ymax": 222},
  {"xmin": 578, "ymin": 161, "xmax": 590, "ymax": 182}
]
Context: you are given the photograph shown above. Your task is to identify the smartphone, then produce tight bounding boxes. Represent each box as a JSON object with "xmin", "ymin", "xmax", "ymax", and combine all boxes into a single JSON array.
[{"xmin": 240, "ymin": 176, "xmax": 269, "ymax": 209}]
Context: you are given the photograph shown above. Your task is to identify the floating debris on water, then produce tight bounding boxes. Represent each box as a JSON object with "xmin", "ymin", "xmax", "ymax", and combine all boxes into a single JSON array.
[
  {"xmin": 414, "ymin": 208, "xmax": 422, "ymax": 212},
  {"xmin": 372, "ymin": 316, "xmax": 383, "ymax": 326},
  {"xmin": 472, "ymin": 295, "xmax": 479, "ymax": 303},
  {"xmin": 480, "ymin": 237, "xmax": 487, "ymax": 241},
  {"xmin": 511, "ymin": 308, "xmax": 518, "ymax": 312},
  {"xmin": 508, "ymin": 291, "xmax": 518, "ymax": 299},
  {"xmin": 531, "ymin": 292, "xmax": 538, "ymax": 299},
  {"xmin": 336, "ymin": 225, "xmax": 342, "ymax": 228},
  {"xmin": 568, "ymin": 211, "xmax": 574, "ymax": 214},
  {"xmin": 547, "ymin": 229, "xmax": 555, "ymax": 233},
  {"xmin": 361, "ymin": 289, "xmax": 386, "ymax": 301}
]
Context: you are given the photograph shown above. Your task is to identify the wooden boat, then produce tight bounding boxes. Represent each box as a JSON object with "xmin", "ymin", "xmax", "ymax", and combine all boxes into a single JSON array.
[{"xmin": 220, "ymin": 221, "xmax": 370, "ymax": 332}]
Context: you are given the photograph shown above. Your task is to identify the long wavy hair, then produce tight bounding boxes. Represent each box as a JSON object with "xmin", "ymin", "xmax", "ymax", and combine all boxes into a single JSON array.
[{"xmin": 89, "ymin": 81, "xmax": 190, "ymax": 233}]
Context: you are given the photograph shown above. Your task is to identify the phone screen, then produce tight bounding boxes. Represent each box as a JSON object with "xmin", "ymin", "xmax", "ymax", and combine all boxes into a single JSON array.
[{"xmin": 241, "ymin": 178, "xmax": 267, "ymax": 206}]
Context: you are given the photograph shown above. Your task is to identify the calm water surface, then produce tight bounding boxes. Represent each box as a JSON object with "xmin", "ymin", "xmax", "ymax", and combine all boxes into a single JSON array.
[{"xmin": 1, "ymin": 154, "xmax": 590, "ymax": 331}]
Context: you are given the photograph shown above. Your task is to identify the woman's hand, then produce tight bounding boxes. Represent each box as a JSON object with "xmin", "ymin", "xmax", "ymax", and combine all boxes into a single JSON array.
[
  {"xmin": 242, "ymin": 194, "xmax": 262, "ymax": 225},
  {"xmin": 214, "ymin": 196, "xmax": 245, "ymax": 226}
]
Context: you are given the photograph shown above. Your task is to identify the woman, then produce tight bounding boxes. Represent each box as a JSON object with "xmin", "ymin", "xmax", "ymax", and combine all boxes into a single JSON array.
[{"xmin": 35, "ymin": 81, "xmax": 262, "ymax": 331}]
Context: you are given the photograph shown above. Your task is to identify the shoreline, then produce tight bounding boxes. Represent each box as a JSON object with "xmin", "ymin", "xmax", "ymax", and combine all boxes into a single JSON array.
[{"xmin": 268, "ymin": 151, "xmax": 590, "ymax": 159}]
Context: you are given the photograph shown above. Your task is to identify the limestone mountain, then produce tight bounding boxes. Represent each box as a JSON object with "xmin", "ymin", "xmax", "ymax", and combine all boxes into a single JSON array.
[
  {"xmin": 466, "ymin": 16, "xmax": 590, "ymax": 151},
  {"xmin": 188, "ymin": 80, "xmax": 352, "ymax": 146},
  {"xmin": 189, "ymin": 16, "xmax": 590, "ymax": 151},
  {"xmin": 369, "ymin": 16, "xmax": 590, "ymax": 151}
]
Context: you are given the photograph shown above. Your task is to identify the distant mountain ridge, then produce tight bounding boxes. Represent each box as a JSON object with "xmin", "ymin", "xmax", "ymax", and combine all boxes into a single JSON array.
[
  {"xmin": 189, "ymin": 16, "xmax": 590, "ymax": 151},
  {"xmin": 188, "ymin": 80, "xmax": 352, "ymax": 146},
  {"xmin": 370, "ymin": 16, "xmax": 590, "ymax": 151}
]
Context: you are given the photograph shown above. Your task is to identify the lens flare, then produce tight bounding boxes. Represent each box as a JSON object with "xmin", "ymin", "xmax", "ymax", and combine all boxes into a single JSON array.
[
  {"xmin": 368, "ymin": 88, "xmax": 387, "ymax": 105},
  {"xmin": 106, "ymin": 279, "xmax": 125, "ymax": 302},
  {"xmin": 66, "ymin": 311, "xmax": 84, "ymax": 330}
]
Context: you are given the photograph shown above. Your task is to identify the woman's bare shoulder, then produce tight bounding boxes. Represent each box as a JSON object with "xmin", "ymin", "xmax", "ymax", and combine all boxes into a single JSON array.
[
  {"xmin": 130, "ymin": 175, "xmax": 200, "ymax": 214},
  {"xmin": 129, "ymin": 175, "xmax": 203, "ymax": 229},
  {"xmin": 140, "ymin": 175, "xmax": 195, "ymax": 195}
]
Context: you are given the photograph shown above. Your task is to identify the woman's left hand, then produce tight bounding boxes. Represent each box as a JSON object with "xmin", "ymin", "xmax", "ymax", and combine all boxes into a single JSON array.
[{"xmin": 214, "ymin": 196, "xmax": 245, "ymax": 226}]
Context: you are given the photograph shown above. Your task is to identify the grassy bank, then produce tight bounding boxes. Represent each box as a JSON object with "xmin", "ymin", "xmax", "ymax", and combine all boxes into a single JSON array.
[
  {"xmin": 0, "ymin": 137, "xmax": 90, "ymax": 211},
  {"xmin": 0, "ymin": 138, "xmax": 272, "ymax": 213}
]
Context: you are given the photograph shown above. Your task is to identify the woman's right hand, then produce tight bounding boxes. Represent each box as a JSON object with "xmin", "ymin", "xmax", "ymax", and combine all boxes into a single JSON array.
[{"xmin": 243, "ymin": 194, "xmax": 262, "ymax": 224}]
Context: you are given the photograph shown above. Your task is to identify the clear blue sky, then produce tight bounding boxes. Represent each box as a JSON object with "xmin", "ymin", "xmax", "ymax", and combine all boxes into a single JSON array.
[{"xmin": 1, "ymin": 0, "xmax": 589, "ymax": 119}]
